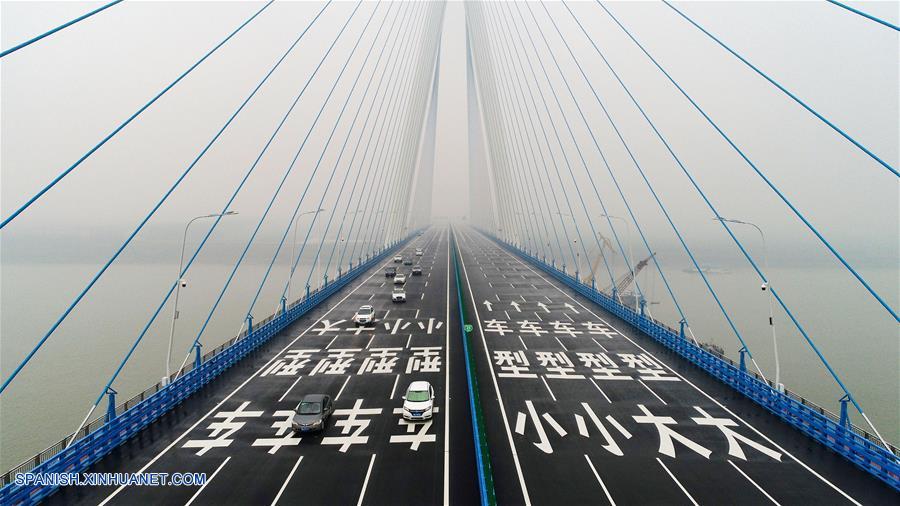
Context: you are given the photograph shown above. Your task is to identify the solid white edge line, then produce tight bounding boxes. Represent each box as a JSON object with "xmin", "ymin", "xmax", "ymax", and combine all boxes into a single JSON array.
[
  {"xmin": 729, "ymin": 460, "xmax": 782, "ymax": 505},
  {"xmin": 443, "ymin": 226, "xmax": 451, "ymax": 506},
  {"xmin": 270, "ymin": 456, "xmax": 304, "ymax": 506},
  {"xmin": 184, "ymin": 456, "xmax": 230, "ymax": 506},
  {"xmin": 656, "ymin": 457, "xmax": 699, "ymax": 506},
  {"xmin": 356, "ymin": 454, "xmax": 377, "ymax": 506},
  {"xmin": 99, "ymin": 239, "xmax": 424, "ymax": 505},
  {"xmin": 455, "ymin": 227, "xmax": 532, "ymax": 505},
  {"xmin": 584, "ymin": 454, "xmax": 616, "ymax": 506},
  {"xmin": 481, "ymin": 229, "xmax": 861, "ymax": 506}
]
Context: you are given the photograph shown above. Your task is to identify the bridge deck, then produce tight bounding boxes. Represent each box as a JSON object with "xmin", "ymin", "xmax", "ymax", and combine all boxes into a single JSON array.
[
  {"xmin": 40, "ymin": 225, "xmax": 896, "ymax": 505},
  {"xmin": 47, "ymin": 227, "xmax": 479, "ymax": 506},
  {"xmin": 454, "ymin": 226, "xmax": 896, "ymax": 506}
]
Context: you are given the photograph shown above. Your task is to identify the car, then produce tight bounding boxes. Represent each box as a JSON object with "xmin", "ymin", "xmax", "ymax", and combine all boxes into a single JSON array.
[
  {"xmin": 415, "ymin": 248, "xmax": 423, "ymax": 256},
  {"xmin": 353, "ymin": 305, "xmax": 375, "ymax": 326},
  {"xmin": 402, "ymin": 381, "xmax": 434, "ymax": 420},
  {"xmin": 393, "ymin": 255, "xmax": 403, "ymax": 263},
  {"xmin": 385, "ymin": 266, "xmax": 396, "ymax": 277},
  {"xmin": 392, "ymin": 286, "xmax": 406, "ymax": 302},
  {"xmin": 292, "ymin": 394, "xmax": 334, "ymax": 433},
  {"xmin": 403, "ymin": 258, "xmax": 413, "ymax": 266},
  {"xmin": 412, "ymin": 265, "xmax": 422, "ymax": 276},
  {"xmin": 394, "ymin": 273, "xmax": 407, "ymax": 285}
]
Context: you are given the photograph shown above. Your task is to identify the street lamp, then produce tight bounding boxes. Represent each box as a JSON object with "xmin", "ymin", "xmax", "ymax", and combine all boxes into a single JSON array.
[
  {"xmin": 165, "ymin": 210, "xmax": 238, "ymax": 384},
  {"xmin": 714, "ymin": 216, "xmax": 782, "ymax": 392},
  {"xmin": 288, "ymin": 208, "xmax": 325, "ymax": 301}
]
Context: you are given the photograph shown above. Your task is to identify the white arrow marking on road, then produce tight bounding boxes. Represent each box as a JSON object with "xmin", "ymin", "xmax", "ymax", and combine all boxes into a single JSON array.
[
  {"xmin": 483, "ymin": 300, "xmax": 493, "ymax": 311},
  {"xmin": 510, "ymin": 301, "xmax": 521, "ymax": 312},
  {"xmin": 537, "ymin": 302, "xmax": 550, "ymax": 313},
  {"xmin": 564, "ymin": 303, "xmax": 580, "ymax": 314}
]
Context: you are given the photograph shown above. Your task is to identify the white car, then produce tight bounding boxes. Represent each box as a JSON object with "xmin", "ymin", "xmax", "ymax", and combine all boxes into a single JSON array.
[
  {"xmin": 415, "ymin": 248, "xmax": 423, "ymax": 256},
  {"xmin": 394, "ymin": 273, "xmax": 406, "ymax": 285},
  {"xmin": 402, "ymin": 381, "xmax": 434, "ymax": 420},
  {"xmin": 352, "ymin": 305, "xmax": 375, "ymax": 326},
  {"xmin": 392, "ymin": 286, "xmax": 406, "ymax": 303},
  {"xmin": 393, "ymin": 255, "xmax": 403, "ymax": 263}
]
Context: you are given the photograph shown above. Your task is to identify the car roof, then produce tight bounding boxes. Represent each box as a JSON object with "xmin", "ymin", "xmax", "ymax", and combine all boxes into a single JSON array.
[
  {"xmin": 393, "ymin": 286, "xmax": 404, "ymax": 291},
  {"xmin": 300, "ymin": 394, "xmax": 327, "ymax": 402},
  {"xmin": 407, "ymin": 380, "xmax": 431, "ymax": 390}
]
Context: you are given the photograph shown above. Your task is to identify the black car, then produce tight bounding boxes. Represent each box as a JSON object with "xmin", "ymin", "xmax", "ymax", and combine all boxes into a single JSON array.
[
  {"xmin": 403, "ymin": 259, "xmax": 413, "ymax": 266},
  {"xmin": 385, "ymin": 266, "xmax": 396, "ymax": 277},
  {"xmin": 412, "ymin": 265, "xmax": 422, "ymax": 275},
  {"xmin": 292, "ymin": 394, "xmax": 334, "ymax": 433}
]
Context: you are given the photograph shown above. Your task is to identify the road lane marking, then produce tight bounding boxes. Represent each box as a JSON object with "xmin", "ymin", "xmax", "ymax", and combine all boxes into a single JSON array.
[
  {"xmin": 638, "ymin": 380, "xmax": 667, "ymax": 405},
  {"xmin": 584, "ymin": 454, "xmax": 616, "ymax": 505},
  {"xmin": 405, "ymin": 334, "xmax": 412, "ymax": 348},
  {"xmin": 518, "ymin": 336, "xmax": 528, "ymax": 350},
  {"xmin": 540, "ymin": 376, "xmax": 557, "ymax": 401},
  {"xmin": 279, "ymin": 376, "xmax": 303, "ymax": 403},
  {"xmin": 325, "ymin": 335, "xmax": 339, "ymax": 349},
  {"xmin": 591, "ymin": 337, "xmax": 609, "ymax": 352},
  {"xmin": 271, "ymin": 456, "xmax": 304, "ymax": 506},
  {"xmin": 729, "ymin": 460, "xmax": 781, "ymax": 505},
  {"xmin": 479, "ymin": 229, "xmax": 861, "ymax": 505},
  {"xmin": 589, "ymin": 378, "xmax": 612, "ymax": 403},
  {"xmin": 335, "ymin": 375, "xmax": 350, "ymax": 401},
  {"xmin": 543, "ymin": 413, "xmax": 567, "ymax": 436},
  {"xmin": 657, "ymin": 458, "xmax": 698, "ymax": 506},
  {"xmin": 356, "ymin": 454, "xmax": 376, "ymax": 506},
  {"xmin": 415, "ymin": 309, "xmax": 420, "ymax": 319},
  {"xmin": 184, "ymin": 456, "xmax": 230, "ymax": 506},
  {"xmin": 365, "ymin": 334, "xmax": 375, "ymax": 349},
  {"xmin": 390, "ymin": 374, "xmax": 399, "ymax": 400},
  {"xmin": 554, "ymin": 336, "xmax": 569, "ymax": 351}
]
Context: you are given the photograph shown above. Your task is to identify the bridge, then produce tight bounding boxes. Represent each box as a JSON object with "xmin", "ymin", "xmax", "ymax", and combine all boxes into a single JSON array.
[{"xmin": 0, "ymin": 1, "xmax": 898, "ymax": 505}]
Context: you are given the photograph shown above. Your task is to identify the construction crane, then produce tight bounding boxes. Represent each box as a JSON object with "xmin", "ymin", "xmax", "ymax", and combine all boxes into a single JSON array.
[{"xmin": 606, "ymin": 253, "xmax": 656, "ymax": 294}]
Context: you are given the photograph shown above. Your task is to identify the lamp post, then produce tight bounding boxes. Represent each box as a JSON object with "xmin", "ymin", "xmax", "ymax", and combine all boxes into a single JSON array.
[
  {"xmin": 165, "ymin": 211, "xmax": 237, "ymax": 384},
  {"xmin": 714, "ymin": 216, "xmax": 782, "ymax": 392},
  {"xmin": 288, "ymin": 208, "xmax": 325, "ymax": 302}
]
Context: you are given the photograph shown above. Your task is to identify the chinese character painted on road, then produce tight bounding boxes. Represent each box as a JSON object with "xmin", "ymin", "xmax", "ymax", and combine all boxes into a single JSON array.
[
  {"xmin": 494, "ymin": 350, "xmax": 537, "ymax": 378},
  {"xmin": 581, "ymin": 321, "xmax": 618, "ymax": 339},
  {"xmin": 251, "ymin": 410, "xmax": 302, "ymax": 454},
  {"xmin": 574, "ymin": 402, "xmax": 631, "ymax": 456},
  {"xmin": 549, "ymin": 320, "xmax": 582, "ymax": 337},
  {"xmin": 633, "ymin": 404, "xmax": 711, "ymax": 459},
  {"xmin": 182, "ymin": 401, "xmax": 263, "ymax": 455},
  {"xmin": 618, "ymin": 353, "xmax": 679, "ymax": 382},
  {"xmin": 261, "ymin": 349, "xmax": 318, "ymax": 377},
  {"xmin": 514, "ymin": 400, "xmax": 565, "ymax": 454},
  {"xmin": 357, "ymin": 347, "xmax": 402, "ymax": 375},
  {"xmin": 535, "ymin": 351, "xmax": 583, "ymax": 379},
  {"xmin": 484, "ymin": 319, "xmax": 512, "ymax": 336},
  {"xmin": 389, "ymin": 407, "xmax": 440, "ymax": 450},
  {"xmin": 691, "ymin": 407, "xmax": 782, "ymax": 461},
  {"xmin": 321, "ymin": 399, "xmax": 383, "ymax": 452},
  {"xmin": 517, "ymin": 320, "xmax": 547, "ymax": 337},
  {"xmin": 576, "ymin": 352, "xmax": 631, "ymax": 381},
  {"xmin": 312, "ymin": 319, "xmax": 346, "ymax": 335},
  {"xmin": 310, "ymin": 348, "xmax": 361, "ymax": 375},
  {"xmin": 406, "ymin": 346, "xmax": 442, "ymax": 374}
]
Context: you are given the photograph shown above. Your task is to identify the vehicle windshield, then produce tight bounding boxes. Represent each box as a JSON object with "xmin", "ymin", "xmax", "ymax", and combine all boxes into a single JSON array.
[
  {"xmin": 359, "ymin": 308, "xmax": 373, "ymax": 315},
  {"xmin": 393, "ymin": 288, "xmax": 404, "ymax": 293},
  {"xmin": 406, "ymin": 389, "xmax": 430, "ymax": 402},
  {"xmin": 298, "ymin": 401, "xmax": 322, "ymax": 414}
]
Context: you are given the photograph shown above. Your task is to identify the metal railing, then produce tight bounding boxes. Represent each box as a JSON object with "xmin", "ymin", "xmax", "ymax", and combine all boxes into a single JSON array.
[
  {"xmin": 0, "ymin": 235, "xmax": 416, "ymax": 502},
  {"xmin": 488, "ymin": 232, "xmax": 899, "ymax": 491}
]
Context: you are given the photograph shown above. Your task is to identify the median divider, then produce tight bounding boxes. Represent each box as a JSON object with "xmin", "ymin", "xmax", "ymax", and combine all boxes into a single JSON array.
[{"xmin": 451, "ymin": 229, "xmax": 497, "ymax": 506}]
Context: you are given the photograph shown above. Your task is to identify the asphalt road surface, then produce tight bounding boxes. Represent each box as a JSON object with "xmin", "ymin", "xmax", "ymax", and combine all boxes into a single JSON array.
[
  {"xmin": 453, "ymin": 225, "xmax": 897, "ymax": 506},
  {"xmin": 48, "ymin": 226, "xmax": 478, "ymax": 506}
]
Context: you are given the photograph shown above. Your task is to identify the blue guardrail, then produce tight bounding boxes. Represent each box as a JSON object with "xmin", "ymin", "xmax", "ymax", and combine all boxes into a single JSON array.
[
  {"xmin": 485, "ymin": 231, "xmax": 899, "ymax": 492},
  {"xmin": 0, "ymin": 234, "xmax": 416, "ymax": 505}
]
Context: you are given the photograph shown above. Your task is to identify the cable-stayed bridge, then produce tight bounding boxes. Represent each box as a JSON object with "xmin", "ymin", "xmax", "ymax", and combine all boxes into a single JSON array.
[{"xmin": 0, "ymin": 1, "xmax": 898, "ymax": 505}]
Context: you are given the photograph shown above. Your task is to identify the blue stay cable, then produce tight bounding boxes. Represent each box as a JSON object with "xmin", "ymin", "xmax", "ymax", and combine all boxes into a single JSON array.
[
  {"xmin": 0, "ymin": 1, "xmax": 274, "ymax": 230},
  {"xmin": 90, "ymin": 1, "xmax": 359, "ymax": 406},
  {"xmin": 827, "ymin": 0, "xmax": 900, "ymax": 31},
  {"xmin": 663, "ymin": 0, "xmax": 897, "ymax": 177},
  {"xmin": 492, "ymin": 1, "xmax": 619, "ymax": 291},
  {"xmin": 523, "ymin": 1, "xmax": 684, "ymax": 319},
  {"xmin": 0, "ymin": 0, "xmax": 325, "ymax": 397},
  {"xmin": 597, "ymin": 0, "xmax": 899, "ymax": 323},
  {"xmin": 246, "ymin": 1, "xmax": 408, "ymax": 317},
  {"xmin": 567, "ymin": 1, "xmax": 876, "ymax": 420},
  {"xmin": 551, "ymin": 1, "xmax": 754, "ymax": 357},
  {"xmin": 0, "ymin": 0, "xmax": 124, "ymax": 58},
  {"xmin": 192, "ymin": 1, "xmax": 384, "ymax": 347}
]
